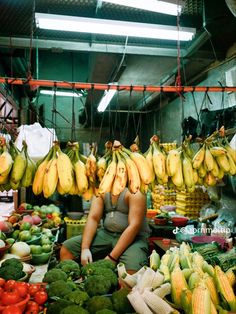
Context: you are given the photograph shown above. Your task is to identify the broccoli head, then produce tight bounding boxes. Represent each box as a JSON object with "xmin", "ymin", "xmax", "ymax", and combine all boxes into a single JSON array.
[
  {"xmin": 0, "ymin": 266, "xmax": 25, "ymax": 281},
  {"xmin": 65, "ymin": 290, "xmax": 89, "ymax": 306},
  {"xmin": 96, "ymin": 310, "xmax": 117, "ymax": 314},
  {"xmin": 92, "ymin": 268, "xmax": 118, "ymax": 288},
  {"xmin": 81, "ymin": 260, "xmax": 115, "ymax": 276},
  {"xmin": 47, "ymin": 279, "xmax": 74, "ymax": 298},
  {"xmin": 60, "ymin": 305, "xmax": 89, "ymax": 314},
  {"xmin": 46, "ymin": 299, "xmax": 73, "ymax": 314},
  {"xmin": 1, "ymin": 258, "xmax": 23, "ymax": 272},
  {"xmin": 56, "ymin": 259, "xmax": 81, "ymax": 279},
  {"xmin": 86, "ymin": 296, "xmax": 113, "ymax": 314},
  {"xmin": 84, "ymin": 275, "xmax": 111, "ymax": 297},
  {"xmin": 111, "ymin": 288, "xmax": 133, "ymax": 314},
  {"xmin": 43, "ymin": 268, "xmax": 68, "ymax": 283}
]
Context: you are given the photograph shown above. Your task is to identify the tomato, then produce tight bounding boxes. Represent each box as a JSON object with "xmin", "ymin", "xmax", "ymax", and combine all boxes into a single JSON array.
[
  {"xmin": 0, "ymin": 278, "xmax": 6, "ymax": 287},
  {"xmin": 1, "ymin": 290, "xmax": 22, "ymax": 306},
  {"xmin": 25, "ymin": 300, "xmax": 39, "ymax": 312},
  {"xmin": 28, "ymin": 284, "xmax": 41, "ymax": 296},
  {"xmin": 34, "ymin": 290, "xmax": 48, "ymax": 305},
  {"xmin": 15, "ymin": 283, "xmax": 28, "ymax": 298},
  {"xmin": 4, "ymin": 280, "xmax": 16, "ymax": 291},
  {"xmin": 0, "ymin": 286, "xmax": 4, "ymax": 297},
  {"xmin": 2, "ymin": 305, "xmax": 22, "ymax": 314}
]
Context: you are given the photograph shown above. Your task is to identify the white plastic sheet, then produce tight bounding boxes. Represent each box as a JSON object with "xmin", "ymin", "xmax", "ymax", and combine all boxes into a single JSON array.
[{"xmin": 15, "ymin": 123, "xmax": 57, "ymax": 162}]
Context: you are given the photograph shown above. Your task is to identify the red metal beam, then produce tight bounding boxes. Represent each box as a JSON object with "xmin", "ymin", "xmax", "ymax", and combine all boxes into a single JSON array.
[{"xmin": 1, "ymin": 77, "xmax": 236, "ymax": 93}]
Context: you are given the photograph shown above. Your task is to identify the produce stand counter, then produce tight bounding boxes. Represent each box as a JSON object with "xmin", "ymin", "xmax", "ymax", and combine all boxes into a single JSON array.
[
  {"xmin": 148, "ymin": 222, "xmax": 176, "ymax": 239},
  {"xmin": 153, "ymin": 238, "xmax": 180, "ymax": 254}
]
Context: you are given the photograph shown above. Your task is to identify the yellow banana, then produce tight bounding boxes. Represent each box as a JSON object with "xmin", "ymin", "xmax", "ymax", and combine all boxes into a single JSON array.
[
  {"xmin": 21, "ymin": 157, "xmax": 36, "ymax": 188},
  {"xmin": 43, "ymin": 154, "xmax": 58, "ymax": 198},
  {"xmin": 216, "ymin": 155, "xmax": 230, "ymax": 173},
  {"xmin": 86, "ymin": 147, "xmax": 97, "ymax": 184},
  {"xmin": 0, "ymin": 174, "xmax": 8, "ymax": 185},
  {"xmin": 183, "ymin": 154, "xmax": 195, "ymax": 188},
  {"xmin": 10, "ymin": 148, "xmax": 27, "ymax": 184},
  {"xmin": 121, "ymin": 151, "xmax": 140, "ymax": 194},
  {"xmin": 193, "ymin": 169, "xmax": 198, "ymax": 184},
  {"xmin": 0, "ymin": 147, "xmax": 13, "ymax": 176},
  {"xmin": 74, "ymin": 158, "xmax": 89, "ymax": 195},
  {"xmin": 198, "ymin": 164, "xmax": 207, "ymax": 178},
  {"xmin": 204, "ymin": 172, "xmax": 216, "ymax": 186},
  {"xmin": 99, "ymin": 152, "xmax": 117, "ymax": 194},
  {"xmin": 57, "ymin": 148, "xmax": 74, "ymax": 193},
  {"xmin": 166, "ymin": 149, "xmax": 181, "ymax": 176},
  {"xmin": 192, "ymin": 146, "xmax": 205, "ymax": 169},
  {"xmin": 204, "ymin": 148, "xmax": 214, "ymax": 171},
  {"xmin": 227, "ymin": 154, "xmax": 236, "ymax": 176},
  {"xmin": 96, "ymin": 156, "xmax": 107, "ymax": 182},
  {"xmin": 144, "ymin": 146, "xmax": 155, "ymax": 183},
  {"xmin": 123, "ymin": 148, "xmax": 152, "ymax": 185},
  {"xmin": 82, "ymin": 185, "xmax": 94, "ymax": 201},
  {"xmin": 224, "ymin": 144, "xmax": 236, "ymax": 163},
  {"xmin": 171, "ymin": 157, "xmax": 184, "ymax": 187},
  {"xmin": 57, "ymin": 180, "xmax": 66, "ymax": 195},
  {"xmin": 218, "ymin": 167, "xmax": 225, "ymax": 179},
  {"xmin": 209, "ymin": 146, "xmax": 227, "ymax": 157},
  {"xmin": 68, "ymin": 173, "xmax": 79, "ymax": 195},
  {"xmin": 152, "ymin": 142, "xmax": 166, "ymax": 180},
  {"xmin": 112, "ymin": 151, "xmax": 127, "ymax": 196},
  {"xmin": 211, "ymin": 158, "xmax": 219, "ymax": 177}
]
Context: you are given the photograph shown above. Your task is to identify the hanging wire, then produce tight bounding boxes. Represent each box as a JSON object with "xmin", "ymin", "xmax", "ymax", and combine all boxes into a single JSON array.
[
  {"xmin": 89, "ymin": 85, "xmax": 95, "ymax": 144},
  {"xmin": 191, "ymin": 91, "xmax": 202, "ymax": 131},
  {"xmin": 27, "ymin": 0, "xmax": 35, "ymax": 79},
  {"xmin": 71, "ymin": 84, "xmax": 76, "ymax": 142},
  {"xmin": 51, "ymin": 85, "xmax": 57, "ymax": 143},
  {"xmin": 121, "ymin": 87, "xmax": 132, "ymax": 143}
]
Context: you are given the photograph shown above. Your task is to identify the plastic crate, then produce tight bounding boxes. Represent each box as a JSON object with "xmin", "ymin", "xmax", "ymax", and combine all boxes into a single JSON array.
[{"xmin": 64, "ymin": 217, "xmax": 87, "ymax": 239}]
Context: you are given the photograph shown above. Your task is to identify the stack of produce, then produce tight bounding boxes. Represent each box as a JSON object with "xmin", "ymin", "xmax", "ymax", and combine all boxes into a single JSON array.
[
  {"xmin": 176, "ymin": 186, "xmax": 210, "ymax": 219},
  {"xmin": 117, "ymin": 243, "xmax": 236, "ymax": 314},
  {"xmin": 151, "ymin": 185, "xmax": 176, "ymax": 211},
  {"xmin": 0, "ymin": 138, "xmax": 36, "ymax": 191}
]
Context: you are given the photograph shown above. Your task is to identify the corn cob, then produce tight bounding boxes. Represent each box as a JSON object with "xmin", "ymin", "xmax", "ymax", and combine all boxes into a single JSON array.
[
  {"xmin": 180, "ymin": 254, "xmax": 192, "ymax": 270},
  {"xmin": 127, "ymin": 290, "xmax": 153, "ymax": 314},
  {"xmin": 112, "ymin": 151, "xmax": 127, "ymax": 196},
  {"xmin": 181, "ymin": 288, "xmax": 192, "ymax": 313},
  {"xmin": 150, "ymin": 249, "xmax": 160, "ymax": 271},
  {"xmin": 136, "ymin": 267, "xmax": 156, "ymax": 293},
  {"xmin": 160, "ymin": 251, "xmax": 171, "ymax": 266},
  {"xmin": 152, "ymin": 271, "xmax": 164, "ymax": 289},
  {"xmin": 57, "ymin": 148, "xmax": 73, "ymax": 193},
  {"xmin": 182, "ymin": 268, "xmax": 194, "ymax": 280},
  {"xmin": 188, "ymin": 272, "xmax": 202, "ymax": 290},
  {"xmin": 192, "ymin": 146, "xmax": 205, "ymax": 169},
  {"xmin": 203, "ymin": 273, "xmax": 219, "ymax": 306},
  {"xmin": 202, "ymin": 261, "xmax": 215, "ymax": 277},
  {"xmin": 171, "ymin": 266, "xmax": 188, "ymax": 308},
  {"xmin": 214, "ymin": 265, "xmax": 236, "ymax": 311},
  {"xmin": 142, "ymin": 289, "xmax": 176, "ymax": 314},
  {"xmin": 225, "ymin": 268, "xmax": 236, "ymax": 287},
  {"xmin": 153, "ymin": 282, "xmax": 171, "ymax": 298},
  {"xmin": 99, "ymin": 152, "xmax": 117, "ymax": 194},
  {"xmin": 191, "ymin": 284, "xmax": 211, "ymax": 314},
  {"xmin": 204, "ymin": 148, "xmax": 215, "ymax": 171},
  {"xmin": 159, "ymin": 264, "xmax": 171, "ymax": 282},
  {"xmin": 210, "ymin": 300, "xmax": 218, "ymax": 314}
]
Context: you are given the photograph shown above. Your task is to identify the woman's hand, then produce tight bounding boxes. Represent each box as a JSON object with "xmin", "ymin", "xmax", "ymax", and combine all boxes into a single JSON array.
[{"xmin": 81, "ymin": 248, "xmax": 93, "ymax": 265}]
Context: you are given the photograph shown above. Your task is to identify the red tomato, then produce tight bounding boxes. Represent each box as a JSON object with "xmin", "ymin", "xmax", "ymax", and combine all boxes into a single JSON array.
[
  {"xmin": 34, "ymin": 290, "xmax": 48, "ymax": 305},
  {"xmin": 0, "ymin": 286, "xmax": 4, "ymax": 297},
  {"xmin": 2, "ymin": 305, "xmax": 22, "ymax": 314},
  {"xmin": 4, "ymin": 280, "xmax": 16, "ymax": 291},
  {"xmin": 25, "ymin": 300, "xmax": 39, "ymax": 312},
  {"xmin": 0, "ymin": 278, "xmax": 6, "ymax": 287},
  {"xmin": 25, "ymin": 311, "xmax": 39, "ymax": 314},
  {"xmin": 28, "ymin": 284, "xmax": 41, "ymax": 297},
  {"xmin": 1, "ymin": 290, "xmax": 22, "ymax": 306},
  {"xmin": 15, "ymin": 283, "xmax": 28, "ymax": 298}
]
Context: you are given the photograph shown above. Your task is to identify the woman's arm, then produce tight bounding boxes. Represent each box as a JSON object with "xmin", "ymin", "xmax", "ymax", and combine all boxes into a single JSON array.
[
  {"xmin": 81, "ymin": 195, "xmax": 104, "ymax": 250},
  {"xmin": 107, "ymin": 190, "xmax": 146, "ymax": 261}
]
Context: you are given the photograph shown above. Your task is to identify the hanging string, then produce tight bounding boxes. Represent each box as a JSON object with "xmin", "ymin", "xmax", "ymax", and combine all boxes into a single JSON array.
[
  {"xmin": 27, "ymin": 0, "xmax": 35, "ymax": 79},
  {"xmin": 191, "ymin": 91, "xmax": 202, "ymax": 131},
  {"xmin": 71, "ymin": 84, "xmax": 76, "ymax": 142},
  {"xmin": 175, "ymin": 2, "xmax": 183, "ymax": 99},
  {"xmin": 89, "ymin": 85, "xmax": 94, "ymax": 144},
  {"xmin": 51, "ymin": 85, "xmax": 57, "ymax": 143},
  {"xmin": 121, "ymin": 86, "xmax": 132, "ymax": 144}
]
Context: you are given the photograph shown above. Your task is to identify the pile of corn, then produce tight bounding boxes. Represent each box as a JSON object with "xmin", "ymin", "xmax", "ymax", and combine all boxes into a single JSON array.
[
  {"xmin": 151, "ymin": 184, "xmax": 176, "ymax": 211},
  {"xmin": 176, "ymin": 187, "xmax": 210, "ymax": 219}
]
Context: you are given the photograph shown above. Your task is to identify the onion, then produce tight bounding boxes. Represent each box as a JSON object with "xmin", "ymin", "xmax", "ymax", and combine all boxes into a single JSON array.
[{"xmin": 10, "ymin": 242, "xmax": 31, "ymax": 257}]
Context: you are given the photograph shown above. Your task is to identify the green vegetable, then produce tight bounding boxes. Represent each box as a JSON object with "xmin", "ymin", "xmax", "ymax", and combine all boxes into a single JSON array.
[
  {"xmin": 0, "ymin": 258, "xmax": 25, "ymax": 280},
  {"xmin": 47, "ymin": 280, "xmax": 74, "ymax": 298},
  {"xmin": 111, "ymin": 288, "xmax": 133, "ymax": 314},
  {"xmin": 87, "ymin": 296, "xmax": 113, "ymax": 314},
  {"xmin": 96, "ymin": 310, "xmax": 117, "ymax": 314},
  {"xmin": 60, "ymin": 305, "xmax": 89, "ymax": 314},
  {"xmin": 81, "ymin": 260, "xmax": 115, "ymax": 276},
  {"xmin": 46, "ymin": 299, "xmax": 73, "ymax": 314},
  {"xmin": 92, "ymin": 268, "xmax": 118, "ymax": 288},
  {"xmin": 43, "ymin": 268, "xmax": 68, "ymax": 283},
  {"xmin": 56, "ymin": 259, "xmax": 81, "ymax": 279},
  {"xmin": 65, "ymin": 290, "xmax": 89, "ymax": 306},
  {"xmin": 84, "ymin": 275, "xmax": 111, "ymax": 297}
]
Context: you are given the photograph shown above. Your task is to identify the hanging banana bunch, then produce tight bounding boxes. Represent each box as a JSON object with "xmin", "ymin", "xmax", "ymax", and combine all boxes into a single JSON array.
[
  {"xmin": 111, "ymin": 150, "xmax": 127, "ymax": 196},
  {"xmin": 56, "ymin": 144, "xmax": 74, "ymax": 193},
  {"xmin": 73, "ymin": 145, "xmax": 89, "ymax": 195},
  {"xmin": 86, "ymin": 144, "xmax": 97, "ymax": 185},
  {"xmin": 21, "ymin": 141, "xmax": 36, "ymax": 188},
  {"xmin": 10, "ymin": 141, "xmax": 27, "ymax": 190},
  {"xmin": 43, "ymin": 145, "xmax": 58, "ymax": 198},
  {"xmin": 99, "ymin": 151, "xmax": 117, "ymax": 195},
  {"xmin": 151, "ymin": 135, "xmax": 167, "ymax": 184}
]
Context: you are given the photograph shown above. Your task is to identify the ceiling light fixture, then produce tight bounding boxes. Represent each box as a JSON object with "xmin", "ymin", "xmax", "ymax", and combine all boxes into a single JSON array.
[
  {"xmin": 40, "ymin": 90, "xmax": 83, "ymax": 97},
  {"xmin": 35, "ymin": 13, "xmax": 195, "ymax": 41},
  {"xmin": 101, "ymin": 0, "xmax": 183, "ymax": 16},
  {"xmin": 97, "ymin": 84, "xmax": 117, "ymax": 112}
]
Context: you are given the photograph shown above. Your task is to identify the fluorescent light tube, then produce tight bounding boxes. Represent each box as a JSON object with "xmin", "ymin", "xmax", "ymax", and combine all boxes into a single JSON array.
[
  {"xmin": 101, "ymin": 0, "xmax": 182, "ymax": 16},
  {"xmin": 97, "ymin": 87, "xmax": 117, "ymax": 112},
  {"xmin": 40, "ymin": 90, "xmax": 83, "ymax": 97},
  {"xmin": 35, "ymin": 13, "xmax": 195, "ymax": 41}
]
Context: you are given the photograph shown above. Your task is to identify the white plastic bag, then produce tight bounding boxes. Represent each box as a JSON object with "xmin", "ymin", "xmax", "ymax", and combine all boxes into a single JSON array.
[{"xmin": 15, "ymin": 123, "xmax": 57, "ymax": 162}]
